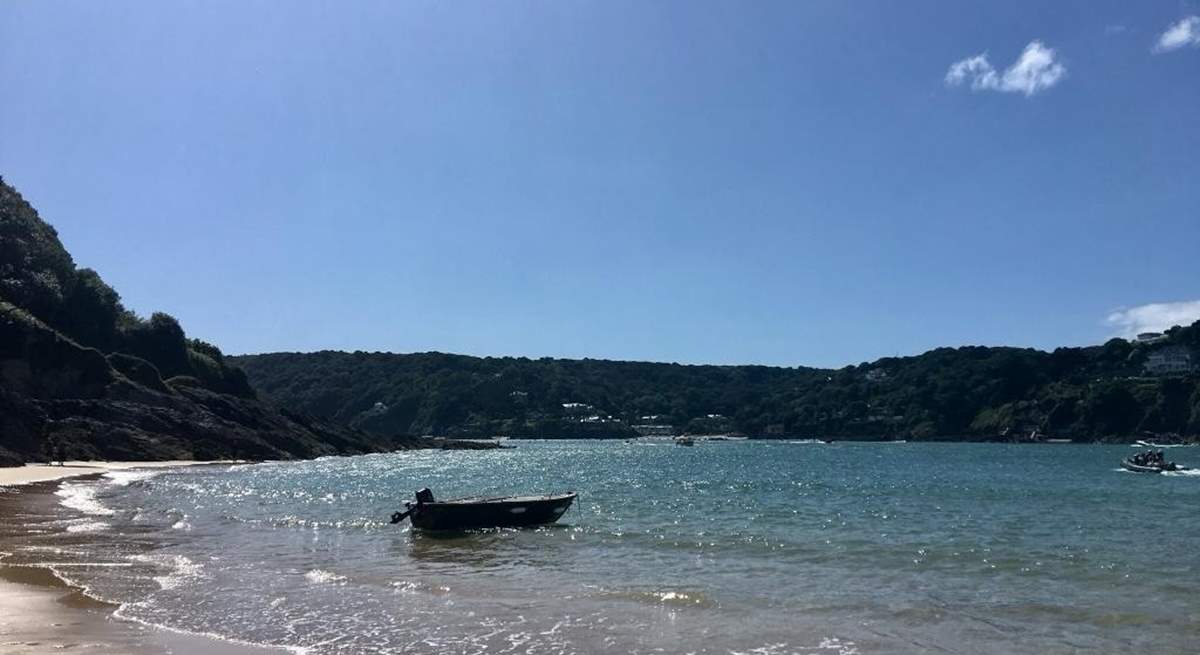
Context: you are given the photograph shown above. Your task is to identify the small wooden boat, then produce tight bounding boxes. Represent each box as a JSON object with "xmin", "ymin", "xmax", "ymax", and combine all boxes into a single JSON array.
[
  {"xmin": 390, "ymin": 488, "xmax": 576, "ymax": 531},
  {"xmin": 1121, "ymin": 458, "xmax": 1189, "ymax": 474}
]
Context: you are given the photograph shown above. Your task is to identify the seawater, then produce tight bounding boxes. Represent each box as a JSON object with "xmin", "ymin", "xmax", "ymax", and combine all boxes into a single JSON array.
[{"xmin": 3, "ymin": 441, "xmax": 1199, "ymax": 654}]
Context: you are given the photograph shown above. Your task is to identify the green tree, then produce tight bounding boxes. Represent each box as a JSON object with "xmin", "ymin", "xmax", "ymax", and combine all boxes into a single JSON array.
[{"xmin": 123, "ymin": 312, "xmax": 190, "ymax": 378}]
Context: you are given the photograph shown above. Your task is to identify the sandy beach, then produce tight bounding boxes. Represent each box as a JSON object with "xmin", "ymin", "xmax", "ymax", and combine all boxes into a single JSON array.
[
  {"xmin": 0, "ymin": 461, "xmax": 273, "ymax": 655},
  {"xmin": 0, "ymin": 460, "xmax": 243, "ymax": 489}
]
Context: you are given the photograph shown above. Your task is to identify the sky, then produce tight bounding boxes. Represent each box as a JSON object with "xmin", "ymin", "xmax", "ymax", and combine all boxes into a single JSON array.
[{"xmin": 1, "ymin": 1, "xmax": 1198, "ymax": 368}]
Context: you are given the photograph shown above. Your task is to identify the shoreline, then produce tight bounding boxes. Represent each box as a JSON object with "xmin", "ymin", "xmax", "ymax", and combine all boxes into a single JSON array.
[
  {"xmin": 0, "ymin": 462, "xmax": 281, "ymax": 655},
  {"xmin": 0, "ymin": 460, "xmax": 247, "ymax": 488}
]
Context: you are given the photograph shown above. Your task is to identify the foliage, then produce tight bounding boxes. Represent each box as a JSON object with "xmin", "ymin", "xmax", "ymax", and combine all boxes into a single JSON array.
[
  {"xmin": 0, "ymin": 178, "xmax": 255, "ymax": 398},
  {"xmin": 122, "ymin": 312, "xmax": 190, "ymax": 378},
  {"xmin": 0, "ymin": 180, "xmax": 76, "ymax": 322},
  {"xmin": 189, "ymin": 338, "xmax": 225, "ymax": 362}
]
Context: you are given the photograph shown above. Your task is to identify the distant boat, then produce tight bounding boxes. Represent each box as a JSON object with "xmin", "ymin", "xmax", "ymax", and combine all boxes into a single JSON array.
[
  {"xmin": 390, "ymin": 488, "xmax": 576, "ymax": 531},
  {"xmin": 1121, "ymin": 458, "xmax": 1189, "ymax": 474},
  {"xmin": 675, "ymin": 437, "xmax": 696, "ymax": 446}
]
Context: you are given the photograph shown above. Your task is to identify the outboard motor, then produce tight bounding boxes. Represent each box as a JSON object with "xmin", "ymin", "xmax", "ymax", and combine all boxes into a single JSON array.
[{"xmin": 391, "ymin": 488, "xmax": 435, "ymax": 524}]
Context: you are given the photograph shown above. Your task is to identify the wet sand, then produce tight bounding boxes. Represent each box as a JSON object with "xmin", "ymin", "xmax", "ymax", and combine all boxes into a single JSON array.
[
  {"xmin": 0, "ymin": 463, "xmax": 276, "ymax": 655},
  {"xmin": 0, "ymin": 564, "xmax": 276, "ymax": 654}
]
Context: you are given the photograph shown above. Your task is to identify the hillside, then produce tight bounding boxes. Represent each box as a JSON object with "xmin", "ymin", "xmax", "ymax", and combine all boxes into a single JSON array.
[
  {"xmin": 0, "ymin": 178, "xmax": 485, "ymax": 466},
  {"xmin": 5, "ymin": 172, "xmax": 1196, "ymax": 453},
  {"xmin": 233, "ymin": 329, "xmax": 1200, "ymax": 442}
]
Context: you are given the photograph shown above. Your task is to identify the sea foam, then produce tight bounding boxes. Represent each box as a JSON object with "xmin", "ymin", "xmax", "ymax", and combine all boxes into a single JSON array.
[
  {"xmin": 55, "ymin": 482, "xmax": 115, "ymax": 516},
  {"xmin": 304, "ymin": 569, "xmax": 347, "ymax": 585},
  {"xmin": 130, "ymin": 553, "xmax": 205, "ymax": 591},
  {"xmin": 103, "ymin": 469, "xmax": 163, "ymax": 486}
]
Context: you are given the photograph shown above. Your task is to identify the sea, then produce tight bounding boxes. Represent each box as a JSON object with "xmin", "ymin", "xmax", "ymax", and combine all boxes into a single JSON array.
[{"xmin": 2, "ymin": 441, "xmax": 1198, "ymax": 654}]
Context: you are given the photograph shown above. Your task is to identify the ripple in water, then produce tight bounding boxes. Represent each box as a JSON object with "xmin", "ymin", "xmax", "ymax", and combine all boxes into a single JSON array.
[{"xmin": 5, "ymin": 442, "xmax": 1199, "ymax": 655}]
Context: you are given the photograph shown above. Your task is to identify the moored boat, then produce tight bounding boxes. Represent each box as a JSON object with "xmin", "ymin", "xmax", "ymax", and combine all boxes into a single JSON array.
[{"xmin": 390, "ymin": 488, "xmax": 576, "ymax": 531}]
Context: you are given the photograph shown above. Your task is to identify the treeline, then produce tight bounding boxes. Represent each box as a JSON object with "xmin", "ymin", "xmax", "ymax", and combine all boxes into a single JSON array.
[{"xmin": 233, "ymin": 326, "xmax": 1200, "ymax": 442}]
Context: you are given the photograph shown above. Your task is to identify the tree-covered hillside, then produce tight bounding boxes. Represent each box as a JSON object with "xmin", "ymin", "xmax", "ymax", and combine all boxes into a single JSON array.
[
  {"xmin": 0, "ymin": 177, "xmax": 482, "ymax": 465},
  {"xmin": 233, "ymin": 327, "xmax": 1200, "ymax": 442},
  {"xmin": 0, "ymin": 179, "xmax": 252, "ymax": 397}
]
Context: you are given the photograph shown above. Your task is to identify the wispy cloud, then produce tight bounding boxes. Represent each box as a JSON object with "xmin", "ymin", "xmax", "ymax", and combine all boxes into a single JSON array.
[
  {"xmin": 945, "ymin": 41, "xmax": 1066, "ymax": 96},
  {"xmin": 1104, "ymin": 24, "xmax": 1127, "ymax": 36},
  {"xmin": 1154, "ymin": 16, "xmax": 1200, "ymax": 52},
  {"xmin": 1105, "ymin": 300, "xmax": 1200, "ymax": 338}
]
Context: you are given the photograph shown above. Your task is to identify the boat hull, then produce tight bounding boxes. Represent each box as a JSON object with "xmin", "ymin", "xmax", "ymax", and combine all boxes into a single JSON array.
[
  {"xmin": 1121, "ymin": 459, "xmax": 1189, "ymax": 474},
  {"xmin": 1122, "ymin": 460, "xmax": 1163, "ymax": 474},
  {"xmin": 408, "ymin": 493, "xmax": 576, "ymax": 531}
]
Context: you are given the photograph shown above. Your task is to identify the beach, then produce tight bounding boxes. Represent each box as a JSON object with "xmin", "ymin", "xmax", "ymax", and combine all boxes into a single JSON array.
[
  {"xmin": 0, "ymin": 461, "xmax": 243, "ymax": 488},
  {"xmin": 0, "ymin": 461, "xmax": 270, "ymax": 655}
]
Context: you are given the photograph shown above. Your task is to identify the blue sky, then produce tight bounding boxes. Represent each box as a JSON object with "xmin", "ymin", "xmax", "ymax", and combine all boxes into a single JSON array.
[{"xmin": 1, "ymin": 1, "xmax": 1198, "ymax": 368}]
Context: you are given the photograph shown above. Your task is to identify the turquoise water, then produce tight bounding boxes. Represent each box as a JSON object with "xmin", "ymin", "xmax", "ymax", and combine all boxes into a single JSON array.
[{"xmin": 5, "ymin": 441, "xmax": 1200, "ymax": 654}]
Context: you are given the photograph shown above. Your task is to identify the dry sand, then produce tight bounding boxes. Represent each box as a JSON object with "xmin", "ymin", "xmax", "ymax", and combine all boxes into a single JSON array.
[
  {"xmin": 0, "ymin": 460, "xmax": 243, "ymax": 488},
  {"xmin": 0, "ymin": 460, "xmax": 277, "ymax": 655}
]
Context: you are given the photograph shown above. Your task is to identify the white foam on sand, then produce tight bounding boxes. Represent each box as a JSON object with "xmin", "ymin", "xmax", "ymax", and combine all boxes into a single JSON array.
[
  {"xmin": 103, "ymin": 469, "xmax": 163, "ymax": 486},
  {"xmin": 55, "ymin": 482, "xmax": 115, "ymax": 516},
  {"xmin": 112, "ymin": 603, "xmax": 310, "ymax": 654},
  {"xmin": 130, "ymin": 554, "xmax": 205, "ymax": 591}
]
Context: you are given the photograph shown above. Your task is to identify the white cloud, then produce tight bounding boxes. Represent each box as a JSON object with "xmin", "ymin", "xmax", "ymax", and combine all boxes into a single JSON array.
[
  {"xmin": 1154, "ymin": 16, "xmax": 1200, "ymax": 52},
  {"xmin": 944, "ymin": 41, "xmax": 1067, "ymax": 96},
  {"xmin": 1105, "ymin": 300, "xmax": 1200, "ymax": 338},
  {"xmin": 945, "ymin": 55, "xmax": 998, "ymax": 89}
]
